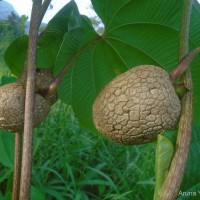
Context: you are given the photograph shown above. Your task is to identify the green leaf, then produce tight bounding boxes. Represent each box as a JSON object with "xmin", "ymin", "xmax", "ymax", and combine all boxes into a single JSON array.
[
  {"xmin": 0, "ymin": 76, "xmax": 16, "ymax": 86},
  {"xmin": 55, "ymin": 0, "xmax": 200, "ymax": 131},
  {"xmin": 41, "ymin": 186, "xmax": 65, "ymax": 200},
  {"xmin": 55, "ymin": 16, "xmax": 99, "ymax": 105},
  {"xmin": 0, "ymin": 131, "xmax": 14, "ymax": 168},
  {"xmin": 4, "ymin": 35, "xmax": 28, "ymax": 76},
  {"xmin": 0, "ymin": 168, "xmax": 13, "ymax": 183},
  {"xmin": 31, "ymin": 186, "xmax": 45, "ymax": 200},
  {"xmin": 44, "ymin": 0, "xmax": 80, "ymax": 35},
  {"xmin": 4, "ymin": 33, "xmax": 64, "ymax": 74},
  {"xmin": 33, "ymin": 134, "xmax": 42, "ymax": 156},
  {"xmin": 0, "ymin": 131, "xmax": 41, "ymax": 168},
  {"xmin": 37, "ymin": 32, "xmax": 63, "ymax": 69},
  {"xmin": 91, "ymin": 0, "xmax": 130, "ymax": 28},
  {"xmin": 0, "ymin": 192, "xmax": 12, "ymax": 200},
  {"xmin": 154, "ymin": 133, "xmax": 175, "ymax": 200},
  {"xmin": 154, "ymin": 126, "xmax": 200, "ymax": 199}
]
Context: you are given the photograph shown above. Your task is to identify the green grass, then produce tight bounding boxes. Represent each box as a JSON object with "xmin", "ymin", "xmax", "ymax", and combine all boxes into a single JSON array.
[{"xmin": 31, "ymin": 101, "xmax": 156, "ymax": 200}]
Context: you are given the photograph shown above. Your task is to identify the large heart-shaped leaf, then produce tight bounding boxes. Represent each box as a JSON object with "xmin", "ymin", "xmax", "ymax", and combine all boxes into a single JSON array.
[{"xmin": 55, "ymin": 0, "xmax": 200, "ymax": 132}]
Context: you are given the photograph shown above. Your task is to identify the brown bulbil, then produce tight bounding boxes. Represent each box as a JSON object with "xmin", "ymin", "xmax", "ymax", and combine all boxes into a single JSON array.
[
  {"xmin": 93, "ymin": 65, "xmax": 181, "ymax": 145},
  {"xmin": 35, "ymin": 69, "xmax": 57, "ymax": 105},
  {"xmin": 0, "ymin": 69, "xmax": 57, "ymax": 133}
]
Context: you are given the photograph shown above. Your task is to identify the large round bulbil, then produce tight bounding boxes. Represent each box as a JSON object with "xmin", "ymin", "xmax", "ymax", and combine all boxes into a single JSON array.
[
  {"xmin": 93, "ymin": 65, "xmax": 181, "ymax": 145},
  {"xmin": 0, "ymin": 69, "xmax": 57, "ymax": 133}
]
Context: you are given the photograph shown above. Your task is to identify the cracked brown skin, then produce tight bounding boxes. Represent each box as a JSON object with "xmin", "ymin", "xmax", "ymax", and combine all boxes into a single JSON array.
[
  {"xmin": 0, "ymin": 69, "xmax": 57, "ymax": 133},
  {"xmin": 93, "ymin": 65, "xmax": 181, "ymax": 145}
]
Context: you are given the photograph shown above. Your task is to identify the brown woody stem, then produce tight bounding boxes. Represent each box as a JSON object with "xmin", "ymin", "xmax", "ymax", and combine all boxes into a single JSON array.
[
  {"xmin": 159, "ymin": 0, "xmax": 193, "ymax": 199},
  {"xmin": 20, "ymin": 0, "xmax": 52, "ymax": 83},
  {"xmin": 19, "ymin": 0, "xmax": 41, "ymax": 195},
  {"xmin": 39, "ymin": 0, "xmax": 52, "ymax": 25},
  {"xmin": 170, "ymin": 46, "xmax": 200, "ymax": 84},
  {"xmin": 12, "ymin": 133, "xmax": 23, "ymax": 200},
  {"xmin": 19, "ymin": 0, "xmax": 50, "ymax": 199}
]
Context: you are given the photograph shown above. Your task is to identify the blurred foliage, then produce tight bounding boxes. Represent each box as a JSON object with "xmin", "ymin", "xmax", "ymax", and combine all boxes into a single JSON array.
[{"xmin": 0, "ymin": 12, "xmax": 27, "ymax": 75}]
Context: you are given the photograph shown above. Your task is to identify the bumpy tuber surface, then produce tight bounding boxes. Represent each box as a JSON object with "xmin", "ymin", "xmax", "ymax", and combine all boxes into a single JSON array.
[
  {"xmin": 0, "ymin": 69, "xmax": 57, "ymax": 133},
  {"xmin": 93, "ymin": 65, "xmax": 181, "ymax": 145}
]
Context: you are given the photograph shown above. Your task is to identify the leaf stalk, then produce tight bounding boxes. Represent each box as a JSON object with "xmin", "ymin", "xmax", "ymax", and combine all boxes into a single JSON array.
[{"xmin": 170, "ymin": 46, "xmax": 200, "ymax": 84}]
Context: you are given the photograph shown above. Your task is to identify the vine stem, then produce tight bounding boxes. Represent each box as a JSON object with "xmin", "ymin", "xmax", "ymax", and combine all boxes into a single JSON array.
[
  {"xmin": 19, "ymin": 0, "xmax": 51, "ymax": 199},
  {"xmin": 20, "ymin": 0, "xmax": 52, "ymax": 83},
  {"xmin": 12, "ymin": 133, "xmax": 23, "ymax": 200},
  {"xmin": 159, "ymin": 0, "xmax": 193, "ymax": 199},
  {"xmin": 19, "ymin": 1, "xmax": 42, "ymax": 199}
]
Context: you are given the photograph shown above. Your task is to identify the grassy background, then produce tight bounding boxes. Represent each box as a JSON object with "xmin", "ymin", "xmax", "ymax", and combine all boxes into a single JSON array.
[
  {"xmin": 34, "ymin": 101, "xmax": 156, "ymax": 199},
  {"xmin": 0, "ymin": 101, "xmax": 156, "ymax": 200}
]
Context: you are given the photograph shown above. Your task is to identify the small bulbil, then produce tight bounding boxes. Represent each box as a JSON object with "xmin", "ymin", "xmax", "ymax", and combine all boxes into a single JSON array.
[
  {"xmin": 0, "ymin": 69, "xmax": 57, "ymax": 133},
  {"xmin": 93, "ymin": 65, "xmax": 181, "ymax": 145}
]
